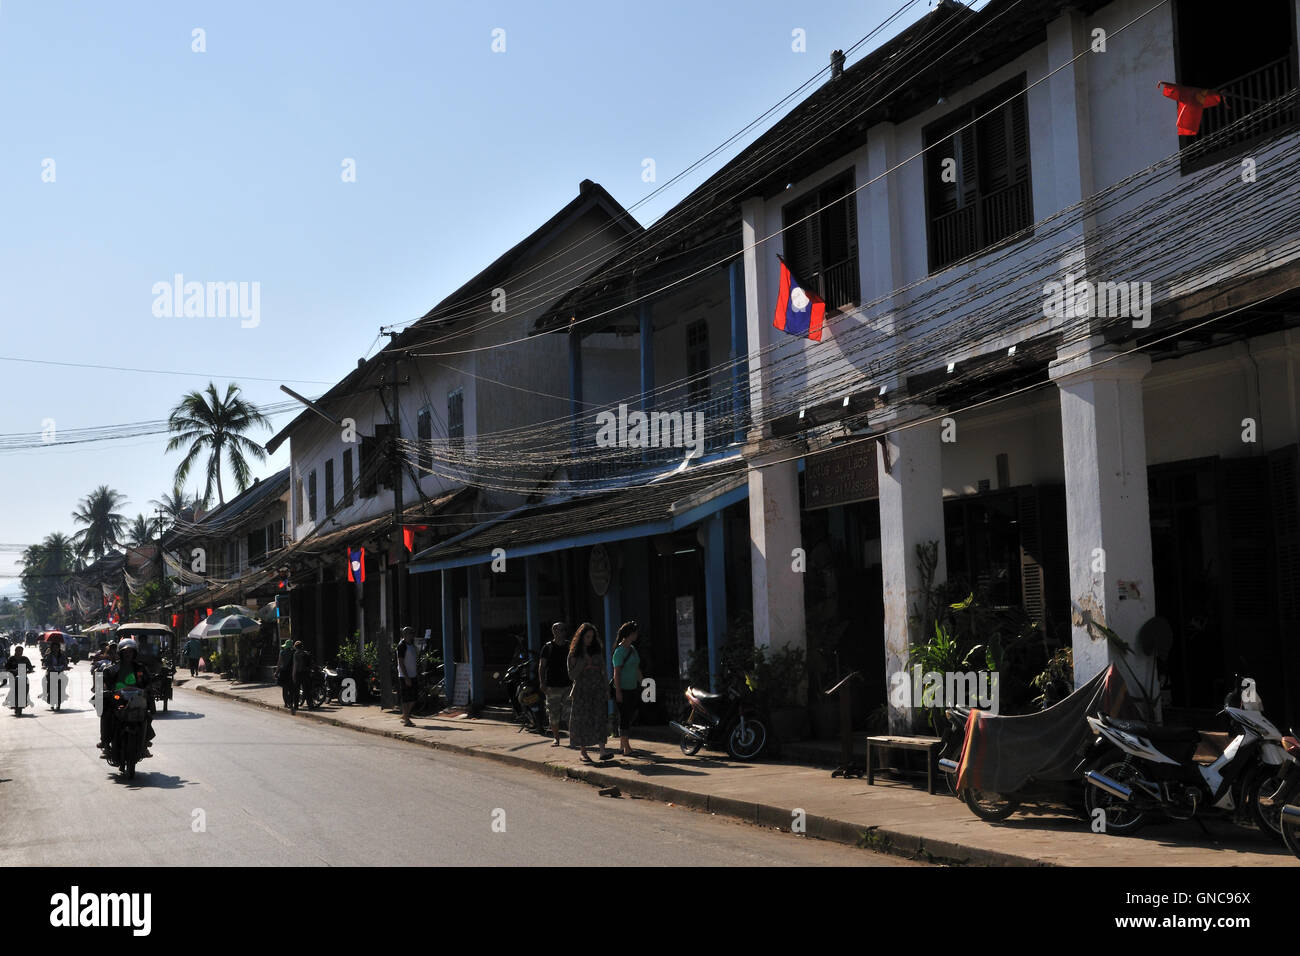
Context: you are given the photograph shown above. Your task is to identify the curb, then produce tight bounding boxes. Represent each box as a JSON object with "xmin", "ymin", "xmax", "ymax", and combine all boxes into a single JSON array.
[{"xmin": 188, "ymin": 682, "xmax": 1047, "ymax": 867}]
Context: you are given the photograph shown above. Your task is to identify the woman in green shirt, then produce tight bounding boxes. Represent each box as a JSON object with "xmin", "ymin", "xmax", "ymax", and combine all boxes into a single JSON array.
[{"xmin": 612, "ymin": 621, "xmax": 641, "ymax": 757}]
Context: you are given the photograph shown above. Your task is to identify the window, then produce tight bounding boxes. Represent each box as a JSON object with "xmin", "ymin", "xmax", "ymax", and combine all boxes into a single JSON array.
[
  {"xmin": 1172, "ymin": 0, "xmax": 1298, "ymax": 167},
  {"xmin": 448, "ymin": 389, "xmax": 464, "ymax": 452},
  {"xmin": 360, "ymin": 425, "xmax": 394, "ymax": 498},
  {"xmin": 781, "ymin": 171, "xmax": 860, "ymax": 310},
  {"xmin": 342, "ymin": 447, "xmax": 354, "ymax": 507},
  {"xmin": 308, "ymin": 469, "xmax": 317, "ymax": 522},
  {"xmin": 686, "ymin": 321, "xmax": 710, "ymax": 407},
  {"xmin": 417, "ymin": 407, "xmax": 433, "ymax": 474},
  {"xmin": 246, "ymin": 527, "xmax": 267, "ymax": 566},
  {"xmin": 266, "ymin": 518, "xmax": 284, "ymax": 552},
  {"xmin": 924, "ymin": 76, "xmax": 1033, "ymax": 270},
  {"xmin": 294, "ymin": 475, "xmax": 304, "ymax": 524},
  {"xmin": 325, "ymin": 458, "xmax": 335, "ymax": 514}
]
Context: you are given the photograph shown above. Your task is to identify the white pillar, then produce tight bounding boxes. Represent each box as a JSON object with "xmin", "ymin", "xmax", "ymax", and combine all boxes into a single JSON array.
[
  {"xmin": 741, "ymin": 196, "xmax": 772, "ymax": 437},
  {"xmin": 747, "ymin": 447, "xmax": 806, "ymax": 654},
  {"xmin": 1049, "ymin": 339, "xmax": 1158, "ymax": 697},
  {"xmin": 876, "ymin": 409, "xmax": 947, "ymax": 732}
]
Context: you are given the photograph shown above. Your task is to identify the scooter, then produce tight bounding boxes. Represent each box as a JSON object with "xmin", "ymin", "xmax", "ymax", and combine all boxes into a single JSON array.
[
  {"xmin": 496, "ymin": 654, "xmax": 545, "ymax": 733},
  {"xmin": 44, "ymin": 665, "xmax": 67, "ymax": 711},
  {"xmin": 102, "ymin": 686, "xmax": 151, "ymax": 781},
  {"xmin": 1083, "ymin": 675, "xmax": 1291, "ymax": 835},
  {"xmin": 1281, "ymin": 804, "xmax": 1300, "ymax": 858},
  {"xmin": 670, "ymin": 681, "xmax": 769, "ymax": 761}
]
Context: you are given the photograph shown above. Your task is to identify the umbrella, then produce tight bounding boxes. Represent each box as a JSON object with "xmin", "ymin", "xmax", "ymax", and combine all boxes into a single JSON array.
[
  {"xmin": 256, "ymin": 603, "xmax": 277, "ymax": 622},
  {"xmin": 187, "ymin": 619, "xmax": 212, "ymax": 640},
  {"xmin": 211, "ymin": 604, "xmax": 249, "ymax": 619},
  {"xmin": 207, "ymin": 613, "xmax": 261, "ymax": 636}
]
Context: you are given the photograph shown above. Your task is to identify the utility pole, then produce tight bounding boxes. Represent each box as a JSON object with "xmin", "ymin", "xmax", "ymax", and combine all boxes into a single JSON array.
[
  {"xmin": 155, "ymin": 507, "xmax": 167, "ymax": 632},
  {"xmin": 380, "ymin": 330, "xmax": 406, "ymax": 712}
]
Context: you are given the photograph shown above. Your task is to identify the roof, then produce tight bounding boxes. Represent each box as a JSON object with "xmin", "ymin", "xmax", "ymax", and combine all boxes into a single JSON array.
[
  {"xmin": 265, "ymin": 180, "xmax": 642, "ymax": 455},
  {"xmin": 537, "ymin": 0, "xmax": 1104, "ymax": 333},
  {"xmin": 172, "ymin": 468, "xmax": 289, "ymax": 540},
  {"xmin": 410, "ymin": 460, "xmax": 748, "ymax": 572}
]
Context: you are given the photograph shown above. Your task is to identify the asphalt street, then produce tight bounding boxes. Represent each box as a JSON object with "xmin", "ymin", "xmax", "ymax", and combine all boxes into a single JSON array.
[{"xmin": 0, "ymin": 661, "xmax": 913, "ymax": 866}]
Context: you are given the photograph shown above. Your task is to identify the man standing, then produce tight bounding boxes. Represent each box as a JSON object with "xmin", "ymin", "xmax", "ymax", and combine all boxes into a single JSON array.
[
  {"xmin": 184, "ymin": 635, "xmax": 202, "ymax": 677},
  {"xmin": 396, "ymin": 626, "xmax": 418, "ymax": 727},
  {"xmin": 291, "ymin": 640, "xmax": 313, "ymax": 714},
  {"xmin": 537, "ymin": 622, "xmax": 572, "ymax": 748},
  {"xmin": 276, "ymin": 640, "xmax": 295, "ymax": 709}
]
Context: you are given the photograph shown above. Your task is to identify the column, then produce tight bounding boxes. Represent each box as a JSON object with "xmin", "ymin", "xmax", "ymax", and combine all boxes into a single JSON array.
[
  {"xmin": 747, "ymin": 448, "xmax": 806, "ymax": 653},
  {"xmin": 876, "ymin": 408, "xmax": 947, "ymax": 733},
  {"xmin": 741, "ymin": 196, "xmax": 771, "ymax": 437},
  {"xmin": 639, "ymin": 301, "xmax": 655, "ymax": 414},
  {"xmin": 1049, "ymin": 340, "xmax": 1157, "ymax": 699},
  {"xmin": 728, "ymin": 259, "xmax": 749, "ymax": 444},
  {"xmin": 466, "ymin": 563, "xmax": 483, "ymax": 709},
  {"xmin": 441, "ymin": 569, "xmax": 456, "ymax": 699},
  {"xmin": 703, "ymin": 512, "xmax": 727, "ymax": 691},
  {"xmin": 524, "ymin": 555, "xmax": 541, "ymax": 655},
  {"xmin": 602, "ymin": 549, "xmax": 621, "ymax": 719}
]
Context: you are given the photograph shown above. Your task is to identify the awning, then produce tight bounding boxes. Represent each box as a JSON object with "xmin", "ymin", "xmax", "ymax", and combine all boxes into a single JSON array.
[{"xmin": 409, "ymin": 460, "xmax": 748, "ymax": 573}]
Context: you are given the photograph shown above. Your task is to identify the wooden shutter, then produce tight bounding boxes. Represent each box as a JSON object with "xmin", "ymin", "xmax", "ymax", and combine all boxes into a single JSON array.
[
  {"xmin": 1018, "ymin": 488, "xmax": 1046, "ymax": 628},
  {"xmin": 342, "ymin": 448, "xmax": 354, "ymax": 507},
  {"xmin": 782, "ymin": 194, "xmax": 820, "ymax": 285}
]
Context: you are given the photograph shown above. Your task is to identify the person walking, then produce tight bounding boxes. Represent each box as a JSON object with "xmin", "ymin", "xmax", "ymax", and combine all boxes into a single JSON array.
[
  {"xmin": 292, "ymin": 640, "xmax": 314, "ymax": 713},
  {"xmin": 184, "ymin": 635, "xmax": 202, "ymax": 677},
  {"xmin": 612, "ymin": 621, "xmax": 642, "ymax": 757},
  {"xmin": 538, "ymin": 622, "xmax": 572, "ymax": 747},
  {"xmin": 396, "ymin": 626, "xmax": 418, "ymax": 727},
  {"xmin": 275, "ymin": 640, "xmax": 295, "ymax": 709},
  {"xmin": 566, "ymin": 623, "xmax": 612, "ymax": 763}
]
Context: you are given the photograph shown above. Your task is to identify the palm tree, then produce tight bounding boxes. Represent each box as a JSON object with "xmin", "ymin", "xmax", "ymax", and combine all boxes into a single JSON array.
[
  {"xmin": 166, "ymin": 383, "xmax": 271, "ymax": 506},
  {"xmin": 71, "ymin": 486, "xmax": 128, "ymax": 560},
  {"xmin": 20, "ymin": 532, "xmax": 77, "ymax": 623},
  {"xmin": 126, "ymin": 513, "xmax": 162, "ymax": 546},
  {"xmin": 149, "ymin": 485, "xmax": 198, "ymax": 529}
]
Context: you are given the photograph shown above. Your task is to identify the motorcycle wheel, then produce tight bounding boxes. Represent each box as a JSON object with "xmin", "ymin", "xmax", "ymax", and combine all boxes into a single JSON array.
[
  {"xmin": 726, "ymin": 718, "xmax": 767, "ymax": 761},
  {"xmin": 679, "ymin": 734, "xmax": 703, "ymax": 757},
  {"xmin": 1282, "ymin": 806, "xmax": 1300, "ymax": 860},
  {"xmin": 312, "ymin": 684, "xmax": 329, "ymax": 708},
  {"xmin": 1246, "ymin": 764, "xmax": 1290, "ymax": 842},
  {"xmin": 125, "ymin": 760, "xmax": 135, "ymax": 781},
  {"xmin": 961, "ymin": 789, "xmax": 1020, "ymax": 822},
  {"xmin": 1081, "ymin": 759, "xmax": 1148, "ymax": 834}
]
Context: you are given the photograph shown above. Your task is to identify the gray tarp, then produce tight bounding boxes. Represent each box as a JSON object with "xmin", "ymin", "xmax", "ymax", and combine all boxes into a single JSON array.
[{"xmin": 956, "ymin": 665, "xmax": 1135, "ymax": 793}]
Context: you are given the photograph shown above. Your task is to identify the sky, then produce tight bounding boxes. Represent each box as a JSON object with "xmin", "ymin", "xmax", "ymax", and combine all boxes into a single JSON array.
[{"xmin": 0, "ymin": 0, "xmax": 924, "ymax": 597}]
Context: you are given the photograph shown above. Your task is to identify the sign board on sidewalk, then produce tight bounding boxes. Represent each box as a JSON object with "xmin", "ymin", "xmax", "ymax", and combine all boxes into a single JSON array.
[
  {"xmin": 451, "ymin": 665, "xmax": 471, "ymax": 708},
  {"xmin": 675, "ymin": 596, "xmax": 695, "ymax": 678}
]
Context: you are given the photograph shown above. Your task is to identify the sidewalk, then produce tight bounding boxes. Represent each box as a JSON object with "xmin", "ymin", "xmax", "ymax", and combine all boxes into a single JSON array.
[{"xmin": 177, "ymin": 673, "xmax": 1297, "ymax": 867}]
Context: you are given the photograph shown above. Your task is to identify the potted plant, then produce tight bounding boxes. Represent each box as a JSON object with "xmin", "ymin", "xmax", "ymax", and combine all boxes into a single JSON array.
[{"xmin": 755, "ymin": 645, "xmax": 810, "ymax": 742}]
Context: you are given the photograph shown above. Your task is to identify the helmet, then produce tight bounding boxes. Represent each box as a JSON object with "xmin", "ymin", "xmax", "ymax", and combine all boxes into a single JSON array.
[{"xmin": 117, "ymin": 638, "xmax": 138, "ymax": 654}]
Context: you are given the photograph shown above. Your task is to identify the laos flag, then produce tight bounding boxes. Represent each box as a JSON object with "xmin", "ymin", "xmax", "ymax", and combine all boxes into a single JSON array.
[
  {"xmin": 773, "ymin": 256, "xmax": 825, "ymax": 342},
  {"xmin": 347, "ymin": 547, "xmax": 366, "ymax": 583}
]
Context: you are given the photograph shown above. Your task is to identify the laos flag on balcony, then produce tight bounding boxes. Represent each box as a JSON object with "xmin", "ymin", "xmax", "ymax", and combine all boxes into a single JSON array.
[
  {"xmin": 1159, "ymin": 82, "xmax": 1221, "ymax": 136},
  {"xmin": 347, "ymin": 547, "xmax": 365, "ymax": 583},
  {"xmin": 773, "ymin": 256, "xmax": 825, "ymax": 342}
]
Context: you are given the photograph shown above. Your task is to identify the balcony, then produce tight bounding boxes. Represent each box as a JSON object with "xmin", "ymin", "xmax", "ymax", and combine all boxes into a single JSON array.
[
  {"xmin": 574, "ymin": 385, "xmax": 749, "ymax": 483},
  {"xmin": 1185, "ymin": 55, "xmax": 1299, "ymax": 168},
  {"xmin": 929, "ymin": 179, "xmax": 1033, "ymax": 271}
]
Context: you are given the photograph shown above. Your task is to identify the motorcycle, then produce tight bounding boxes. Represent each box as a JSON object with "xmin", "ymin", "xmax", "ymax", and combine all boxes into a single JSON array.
[
  {"xmin": 496, "ymin": 654, "xmax": 545, "ymax": 733},
  {"xmin": 670, "ymin": 681, "xmax": 769, "ymax": 761},
  {"xmin": 102, "ymin": 686, "xmax": 151, "ymax": 780},
  {"xmin": 1083, "ymin": 675, "xmax": 1292, "ymax": 835},
  {"xmin": 1281, "ymin": 803, "xmax": 1300, "ymax": 859},
  {"xmin": 44, "ymin": 665, "xmax": 67, "ymax": 711},
  {"xmin": 5, "ymin": 664, "xmax": 32, "ymax": 716},
  {"xmin": 1246, "ymin": 732, "xmax": 1300, "ymax": 841}
]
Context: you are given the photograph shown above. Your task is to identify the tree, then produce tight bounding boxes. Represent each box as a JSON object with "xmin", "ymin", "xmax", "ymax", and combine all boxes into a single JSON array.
[
  {"xmin": 126, "ymin": 513, "xmax": 162, "ymax": 546},
  {"xmin": 150, "ymin": 485, "xmax": 199, "ymax": 528},
  {"xmin": 19, "ymin": 532, "xmax": 77, "ymax": 624},
  {"xmin": 166, "ymin": 383, "xmax": 271, "ymax": 506},
  {"xmin": 71, "ymin": 487, "xmax": 128, "ymax": 560}
]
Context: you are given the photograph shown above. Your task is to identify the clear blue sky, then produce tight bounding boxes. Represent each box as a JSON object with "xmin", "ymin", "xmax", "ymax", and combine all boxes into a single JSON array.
[{"xmin": 0, "ymin": 0, "xmax": 921, "ymax": 597}]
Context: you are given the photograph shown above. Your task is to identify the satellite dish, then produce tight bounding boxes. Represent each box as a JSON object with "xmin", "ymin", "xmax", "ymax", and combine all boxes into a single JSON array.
[{"xmin": 1137, "ymin": 617, "xmax": 1173, "ymax": 660}]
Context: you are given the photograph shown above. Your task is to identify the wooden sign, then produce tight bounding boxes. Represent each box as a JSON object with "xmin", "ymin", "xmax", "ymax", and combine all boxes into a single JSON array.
[{"xmin": 804, "ymin": 441, "xmax": 879, "ymax": 510}]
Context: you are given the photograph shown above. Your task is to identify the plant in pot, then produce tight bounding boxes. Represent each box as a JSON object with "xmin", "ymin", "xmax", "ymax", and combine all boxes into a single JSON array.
[{"xmin": 753, "ymin": 645, "xmax": 810, "ymax": 743}]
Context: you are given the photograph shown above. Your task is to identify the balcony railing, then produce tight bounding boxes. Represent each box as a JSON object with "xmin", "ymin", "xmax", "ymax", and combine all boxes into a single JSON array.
[
  {"xmin": 1192, "ymin": 55, "xmax": 1299, "ymax": 156},
  {"xmin": 929, "ymin": 179, "xmax": 1033, "ymax": 270},
  {"xmin": 574, "ymin": 385, "xmax": 749, "ymax": 483}
]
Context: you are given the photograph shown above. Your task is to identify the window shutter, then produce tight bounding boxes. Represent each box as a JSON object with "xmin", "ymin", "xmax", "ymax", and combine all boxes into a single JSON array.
[
  {"xmin": 782, "ymin": 196, "xmax": 820, "ymax": 284},
  {"xmin": 1010, "ymin": 95, "xmax": 1030, "ymax": 182},
  {"xmin": 1018, "ymin": 488, "xmax": 1046, "ymax": 628},
  {"xmin": 958, "ymin": 124, "xmax": 979, "ymax": 208}
]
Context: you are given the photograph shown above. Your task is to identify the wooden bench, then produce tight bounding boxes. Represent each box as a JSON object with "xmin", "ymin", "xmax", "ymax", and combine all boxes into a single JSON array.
[{"xmin": 865, "ymin": 735, "xmax": 944, "ymax": 794}]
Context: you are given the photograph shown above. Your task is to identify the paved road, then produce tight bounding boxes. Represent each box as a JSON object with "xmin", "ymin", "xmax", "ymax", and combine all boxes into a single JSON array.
[{"xmin": 0, "ymin": 661, "xmax": 914, "ymax": 867}]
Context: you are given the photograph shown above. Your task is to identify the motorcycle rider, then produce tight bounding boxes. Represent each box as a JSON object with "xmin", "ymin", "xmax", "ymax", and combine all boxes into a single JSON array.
[
  {"xmin": 98, "ymin": 637, "xmax": 155, "ymax": 756},
  {"xmin": 4, "ymin": 644, "xmax": 35, "ymax": 708},
  {"xmin": 44, "ymin": 634, "xmax": 69, "ymax": 706}
]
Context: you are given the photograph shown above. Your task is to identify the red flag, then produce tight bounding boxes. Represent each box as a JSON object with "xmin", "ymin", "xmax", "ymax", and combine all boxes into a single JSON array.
[
  {"xmin": 403, "ymin": 528, "xmax": 415, "ymax": 552},
  {"xmin": 347, "ymin": 547, "xmax": 366, "ymax": 583},
  {"xmin": 773, "ymin": 257, "xmax": 826, "ymax": 341},
  {"xmin": 206, "ymin": 607, "xmax": 213, "ymax": 617},
  {"xmin": 171, "ymin": 614, "xmax": 180, "ymax": 628},
  {"xmin": 1160, "ymin": 82, "xmax": 1221, "ymax": 136}
]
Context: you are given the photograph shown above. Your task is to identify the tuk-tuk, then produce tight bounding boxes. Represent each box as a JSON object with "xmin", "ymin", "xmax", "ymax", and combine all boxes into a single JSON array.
[{"xmin": 114, "ymin": 623, "xmax": 175, "ymax": 712}]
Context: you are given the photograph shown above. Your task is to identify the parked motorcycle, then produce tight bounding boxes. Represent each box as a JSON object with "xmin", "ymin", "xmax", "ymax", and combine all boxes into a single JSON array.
[
  {"xmin": 102, "ymin": 686, "xmax": 151, "ymax": 780},
  {"xmin": 1280, "ymin": 804, "xmax": 1300, "ymax": 859},
  {"xmin": 670, "ymin": 681, "xmax": 769, "ymax": 761},
  {"xmin": 496, "ymin": 654, "xmax": 545, "ymax": 733},
  {"xmin": 1083, "ymin": 675, "xmax": 1292, "ymax": 835},
  {"xmin": 1246, "ymin": 732, "xmax": 1300, "ymax": 841}
]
